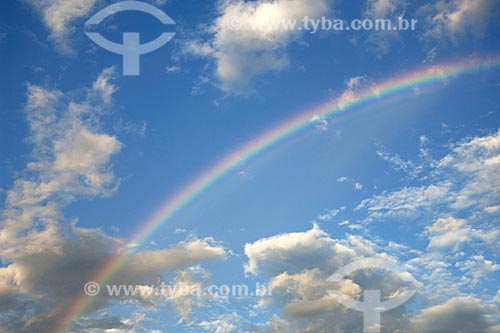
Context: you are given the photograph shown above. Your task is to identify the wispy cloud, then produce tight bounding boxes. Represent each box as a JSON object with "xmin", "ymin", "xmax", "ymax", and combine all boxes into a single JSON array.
[
  {"xmin": 362, "ymin": 0, "xmax": 408, "ymax": 56},
  {"xmin": 418, "ymin": 0, "xmax": 499, "ymax": 43},
  {"xmin": 357, "ymin": 130, "xmax": 500, "ymax": 222},
  {"xmin": 337, "ymin": 176, "xmax": 364, "ymax": 190},
  {"xmin": 24, "ymin": 0, "xmax": 98, "ymax": 54}
]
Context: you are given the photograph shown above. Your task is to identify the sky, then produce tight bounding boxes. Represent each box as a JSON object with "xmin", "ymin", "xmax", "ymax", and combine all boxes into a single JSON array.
[{"xmin": 0, "ymin": 0, "xmax": 500, "ymax": 332}]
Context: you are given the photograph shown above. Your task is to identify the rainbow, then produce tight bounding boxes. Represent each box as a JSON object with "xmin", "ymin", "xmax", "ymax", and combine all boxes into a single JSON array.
[{"xmin": 56, "ymin": 55, "xmax": 500, "ymax": 332}]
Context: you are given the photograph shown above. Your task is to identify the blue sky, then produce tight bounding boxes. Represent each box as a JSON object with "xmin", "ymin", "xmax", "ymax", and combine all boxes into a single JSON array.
[{"xmin": 1, "ymin": 0, "xmax": 500, "ymax": 332}]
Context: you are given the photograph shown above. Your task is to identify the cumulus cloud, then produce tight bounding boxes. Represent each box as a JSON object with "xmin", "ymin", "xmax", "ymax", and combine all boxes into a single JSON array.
[
  {"xmin": 24, "ymin": 0, "xmax": 98, "ymax": 53},
  {"xmin": 1, "ymin": 69, "xmax": 122, "ymax": 246},
  {"xmin": 0, "ymin": 68, "xmax": 121, "ymax": 333},
  {"xmin": 269, "ymin": 268, "xmax": 361, "ymax": 317},
  {"xmin": 244, "ymin": 223, "xmax": 500, "ymax": 332},
  {"xmin": 246, "ymin": 133, "xmax": 500, "ymax": 331},
  {"xmin": 0, "ymin": 69, "xmax": 227, "ymax": 333},
  {"xmin": 184, "ymin": 0, "xmax": 330, "ymax": 94},
  {"xmin": 244, "ymin": 225, "xmax": 418, "ymax": 332},
  {"xmin": 411, "ymin": 296, "xmax": 497, "ymax": 333},
  {"xmin": 244, "ymin": 224, "xmax": 358, "ymax": 276}
]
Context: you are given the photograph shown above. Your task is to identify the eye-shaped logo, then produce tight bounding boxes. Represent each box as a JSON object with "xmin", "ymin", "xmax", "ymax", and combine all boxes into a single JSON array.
[
  {"xmin": 327, "ymin": 258, "xmax": 417, "ymax": 333},
  {"xmin": 85, "ymin": 1, "xmax": 176, "ymax": 75}
]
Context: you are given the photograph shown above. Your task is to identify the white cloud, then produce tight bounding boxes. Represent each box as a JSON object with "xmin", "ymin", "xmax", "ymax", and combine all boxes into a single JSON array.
[
  {"xmin": 1, "ymin": 69, "xmax": 122, "ymax": 244},
  {"xmin": 356, "ymin": 182, "xmax": 454, "ymax": 220},
  {"xmin": 184, "ymin": 0, "xmax": 330, "ymax": 94},
  {"xmin": 338, "ymin": 220, "xmax": 350, "ymax": 226},
  {"xmin": 157, "ymin": 267, "xmax": 217, "ymax": 321},
  {"xmin": 245, "ymin": 131, "xmax": 500, "ymax": 332},
  {"xmin": 311, "ymin": 115, "xmax": 329, "ymax": 131},
  {"xmin": 244, "ymin": 224, "xmax": 357, "ymax": 276},
  {"xmin": 419, "ymin": 0, "xmax": 498, "ymax": 42},
  {"xmin": 425, "ymin": 217, "xmax": 471, "ymax": 250},
  {"xmin": 337, "ymin": 176, "xmax": 364, "ymax": 191},
  {"xmin": 337, "ymin": 176, "xmax": 348, "ymax": 182},
  {"xmin": 0, "ymin": 69, "xmax": 227, "ymax": 333},
  {"xmin": 361, "ymin": 0, "xmax": 407, "ymax": 56},
  {"xmin": 199, "ymin": 312, "xmax": 240, "ymax": 333},
  {"xmin": 244, "ymin": 225, "xmax": 417, "ymax": 332},
  {"xmin": 334, "ymin": 75, "xmax": 372, "ymax": 109},
  {"xmin": 316, "ymin": 208, "xmax": 339, "ymax": 221},
  {"xmin": 365, "ymin": 0, "xmax": 406, "ymax": 18},
  {"xmin": 25, "ymin": 0, "xmax": 98, "ymax": 53},
  {"xmin": 458, "ymin": 255, "xmax": 500, "ymax": 285},
  {"xmin": 419, "ymin": 135, "xmax": 430, "ymax": 145},
  {"xmin": 423, "ymin": 216, "xmax": 500, "ymax": 254},
  {"xmin": 165, "ymin": 65, "xmax": 181, "ymax": 73},
  {"xmin": 125, "ymin": 239, "xmax": 226, "ymax": 277},
  {"xmin": 440, "ymin": 130, "xmax": 500, "ymax": 210},
  {"xmin": 269, "ymin": 268, "xmax": 360, "ymax": 317},
  {"xmin": 358, "ymin": 130, "xmax": 500, "ymax": 222},
  {"xmin": 376, "ymin": 148, "xmax": 422, "ymax": 178},
  {"xmin": 92, "ymin": 66, "xmax": 118, "ymax": 105},
  {"xmin": 494, "ymin": 290, "xmax": 500, "ymax": 304}
]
